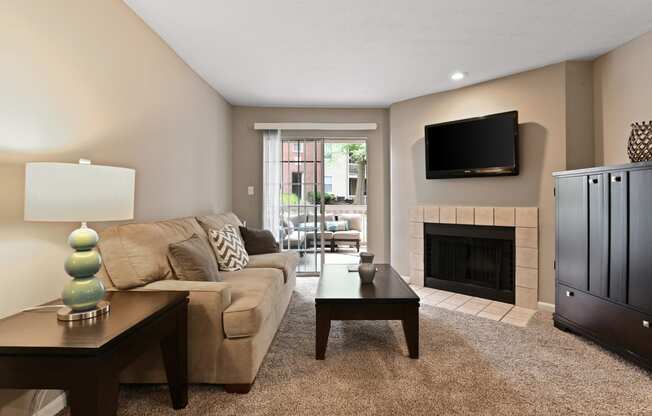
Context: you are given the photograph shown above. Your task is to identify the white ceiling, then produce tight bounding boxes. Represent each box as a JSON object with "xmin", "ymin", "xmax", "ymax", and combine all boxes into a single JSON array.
[{"xmin": 125, "ymin": 0, "xmax": 652, "ymax": 108}]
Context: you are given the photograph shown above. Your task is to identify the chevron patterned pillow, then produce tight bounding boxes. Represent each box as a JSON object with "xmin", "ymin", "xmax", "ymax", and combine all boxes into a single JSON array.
[{"xmin": 208, "ymin": 225, "xmax": 249, "ymax": 272}]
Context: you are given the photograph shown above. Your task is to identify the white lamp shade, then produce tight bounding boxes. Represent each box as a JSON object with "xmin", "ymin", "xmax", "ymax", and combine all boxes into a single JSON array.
[{"xmin": 24, "ymin": 162, "xmax": 135, "ymax": 222}]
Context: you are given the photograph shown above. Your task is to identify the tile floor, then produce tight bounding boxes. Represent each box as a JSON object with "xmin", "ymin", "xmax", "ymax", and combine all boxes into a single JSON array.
[{"xmin": 409, "ymin": 285, "xmax": 536, "ymax": 327}]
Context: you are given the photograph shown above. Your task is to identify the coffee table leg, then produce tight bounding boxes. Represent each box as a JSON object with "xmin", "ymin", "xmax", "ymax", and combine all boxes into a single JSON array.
[
  {"xmin": 402, "ymin": 306, "xmax": 419, "ymax": 359},
  {"xmin": 161, "ymin": 303, "xmax": 188, "ymax": 409},
  {"xmin": 315, "ymin": 304, "xmax": 331, "ymax": 360},
  {"xmin": 68, "ymin": 372, "xmax": 119, "ymax": 416}
]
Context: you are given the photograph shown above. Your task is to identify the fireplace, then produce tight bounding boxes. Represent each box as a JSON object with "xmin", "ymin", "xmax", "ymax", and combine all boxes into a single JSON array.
[{"xmin": 424, "ymin": 222, "xmax": 515, "ymax": 303}]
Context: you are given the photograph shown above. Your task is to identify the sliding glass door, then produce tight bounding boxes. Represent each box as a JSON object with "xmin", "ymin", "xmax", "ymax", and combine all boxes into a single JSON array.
[
  {"xmin": 322, "ymin": 139, "xmax": 368, "ymax": 265},
  {"xmin": 279, "ymin": 138, "xmax": 325, "ymax": 275},
  {"xmin": 275, "ymin": 137, "xmax": 368, "ymax": 274}
]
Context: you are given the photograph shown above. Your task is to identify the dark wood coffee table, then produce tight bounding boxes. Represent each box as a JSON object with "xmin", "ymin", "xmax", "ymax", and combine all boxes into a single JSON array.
[
  {"xmin": 315, "ymin": 264, "xmax": 420, "ymax": 359},
  {"xmin": 0, "ymin": 291, "xmax": 189, "ymax": 416}
]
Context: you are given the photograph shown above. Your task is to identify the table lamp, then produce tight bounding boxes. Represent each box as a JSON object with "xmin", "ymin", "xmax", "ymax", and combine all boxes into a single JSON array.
[{"xmin": 24, "ymin": 160, "xmax": 135, "ymax": 321}]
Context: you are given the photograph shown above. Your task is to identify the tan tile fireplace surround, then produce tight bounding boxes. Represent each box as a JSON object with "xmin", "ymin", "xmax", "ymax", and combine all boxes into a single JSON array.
[{"xmin": 409, "ymin": 206, "xmax": 539, "ymax": 310}]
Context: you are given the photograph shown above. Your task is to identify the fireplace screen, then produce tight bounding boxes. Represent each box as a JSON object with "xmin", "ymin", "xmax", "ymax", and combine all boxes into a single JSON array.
[{"xmin": 424, "ymin": 223, "xmax": 515, "ymax": 303}]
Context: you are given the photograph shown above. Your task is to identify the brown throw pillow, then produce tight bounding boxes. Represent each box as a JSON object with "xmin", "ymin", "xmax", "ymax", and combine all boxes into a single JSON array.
[
  {"xmin": 168, "ymin": 234, "xmax": 222, "ymax": 282},
  {"xmin": 239, "ymin": 226, "xmax": 280, "ymax": 255}
]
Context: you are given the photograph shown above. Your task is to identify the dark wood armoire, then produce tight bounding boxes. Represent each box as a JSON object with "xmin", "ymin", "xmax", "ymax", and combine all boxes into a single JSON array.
[{"xmin": 554, "ymin": 161, "xmax": 652, "ymax": 370}]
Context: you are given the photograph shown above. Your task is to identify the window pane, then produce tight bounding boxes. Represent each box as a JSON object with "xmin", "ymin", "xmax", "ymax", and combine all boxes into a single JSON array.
[
  {"xmin": 324, "ymin": 176, "xmax": 333, "ymax": 193},
  {"xmin": 324, "ymin": 143, "xmax": 332, "ymax": 161},
  {"xmin": 349, "ymin": 178, "xmax": 357, "ymax": 197},
  {"xmin": 291, "ymin": 172, "xmax": 303, "ymax": 199}
]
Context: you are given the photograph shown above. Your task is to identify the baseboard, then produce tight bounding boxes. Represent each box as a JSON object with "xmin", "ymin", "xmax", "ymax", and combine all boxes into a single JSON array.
[
  {"xmin": 34, "ymin": 392, "xmax": 66, "ymax": 416},
  {"xmin": 537, "ymin": 301, "xmax": 555, "ymax": 313}
]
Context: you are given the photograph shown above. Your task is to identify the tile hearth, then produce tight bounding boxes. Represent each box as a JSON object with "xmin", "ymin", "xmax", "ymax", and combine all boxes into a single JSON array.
[
  {"xmin": 409, "ymin": 205, "xmax": 539, "ymax": 310},
  {"xmin": 410, "ymin": 285, "xmax": 536, "ymax": 327}
]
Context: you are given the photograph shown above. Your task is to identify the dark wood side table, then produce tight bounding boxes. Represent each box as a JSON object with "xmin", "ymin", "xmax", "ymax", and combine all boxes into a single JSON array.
[
  {"xmin": 315, "ymin": 264, "xmax": 420, "ymax": 359},
  {"xmin": 0, "ymin": 291, "xmax": 189, "ymax": 416}
]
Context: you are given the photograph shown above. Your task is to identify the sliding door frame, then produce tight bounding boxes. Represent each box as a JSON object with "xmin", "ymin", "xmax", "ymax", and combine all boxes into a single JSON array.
[
  {"xmin": 280, "ymin": 136, "xmax": 368, "ymax": 276},
  {"xmin": 280, "ymin": 137, "xmax": 325, "ymax": 276}
]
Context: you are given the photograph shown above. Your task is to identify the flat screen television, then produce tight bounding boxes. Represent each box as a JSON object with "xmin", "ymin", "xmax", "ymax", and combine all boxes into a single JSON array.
[{"xmin": 425, "ymin": 111, "xmax": 519, "ymax": 179}]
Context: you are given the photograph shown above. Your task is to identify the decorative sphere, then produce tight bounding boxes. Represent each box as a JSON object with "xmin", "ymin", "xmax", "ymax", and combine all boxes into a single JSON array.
[
  {"xmin": 68, "ymin": 227, "xmax": 99, "ymax": 250},
  {"xmin": 64, "ymin": 250, "xmax": 102, "ymax": 278},
  {"xmin": 62, "ymin": 276, "xmax": 105, "ymax": 312}
]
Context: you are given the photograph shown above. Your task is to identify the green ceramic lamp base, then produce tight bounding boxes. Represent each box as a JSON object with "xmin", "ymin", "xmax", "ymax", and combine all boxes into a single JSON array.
[{"xmin": 60, "ymin": 223, "xmax": 107, "ymax": 320}]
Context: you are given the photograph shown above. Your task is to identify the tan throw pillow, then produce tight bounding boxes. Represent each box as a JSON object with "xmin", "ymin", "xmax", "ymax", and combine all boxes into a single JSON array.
[
  {"xmin": 168, "ymin": 234, "xmax": 222, "ymax": 282},
  {"xmin": 208, "ymin": 225, "xmax": 249, "ymax": 271}
]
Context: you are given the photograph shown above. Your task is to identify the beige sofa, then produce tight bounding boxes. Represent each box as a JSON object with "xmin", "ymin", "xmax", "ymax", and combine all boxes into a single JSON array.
[{"xmin": 96, "ymin": 212, "xmax": 297, "ymax": 393}]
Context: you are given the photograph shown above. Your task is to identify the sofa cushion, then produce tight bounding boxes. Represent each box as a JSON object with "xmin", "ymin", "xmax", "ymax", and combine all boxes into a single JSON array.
[
  {"xmin": 220, "ymin": 268, "xmax": 284, "ymax": 338},
  {"xmin": 337, "ymin": 213, "xmax": 363, "ymax": 231},
  {"xmin": 283, "ymin": 230, "xmax": 305, "ymax": 243},
  {"xmin": 247, "ymin": 252, "xmax": 299, "ymax": 283},
  {"xmin": 305, "ymin": 230, "xmax": 334, "ymax": 240},
  {"xmin": 98, "ymin": 217, "xmax": 207, "ymax": 289},
  {"xmin": 168, "ymin": 234, "xmax": 221, "ymax": 282},
  {"xmin": 333, "ymin": 230, "xmax": 361, "ymax": 241},
  {"xmin": 326, "ymin": 220, "xmax": 349, "ymax": 231},
  {"xmin": 238, "ymin": 226, "xmax": 280, "ymax": 255},
  {"xmin": 295, "ymin": 222, "xmax": 316, "ymax": 232}
]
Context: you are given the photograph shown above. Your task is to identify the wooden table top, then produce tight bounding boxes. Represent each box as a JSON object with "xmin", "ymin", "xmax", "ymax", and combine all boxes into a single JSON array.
[
  {"xmin": 315, "ymin": 264, "xmax": 419, "ymax": 304},
  {"xmin": 0, "ymin": 291, "xmax": 188, "ymax": 355}
]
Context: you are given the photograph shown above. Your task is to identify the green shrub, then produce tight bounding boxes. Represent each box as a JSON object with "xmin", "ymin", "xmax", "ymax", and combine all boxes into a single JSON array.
[
  {"xmin": 282, "ymin": 193, "xmax": 300, "ymax": 205},
  {"xmin": 307, "ymin": 191, "xmax": 334, "ymax": 204}
]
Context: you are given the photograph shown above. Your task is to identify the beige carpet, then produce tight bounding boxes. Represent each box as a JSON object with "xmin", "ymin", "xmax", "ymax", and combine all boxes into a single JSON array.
[{"xmin": 113, "ymin": 277, "xmax": 651, "ymax": 416}]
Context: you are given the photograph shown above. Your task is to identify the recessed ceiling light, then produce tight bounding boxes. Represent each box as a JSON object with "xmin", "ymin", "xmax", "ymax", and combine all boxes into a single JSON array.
[{"xmin": 450, "ymin": 71, "xmax": 466, "ymax": 81}]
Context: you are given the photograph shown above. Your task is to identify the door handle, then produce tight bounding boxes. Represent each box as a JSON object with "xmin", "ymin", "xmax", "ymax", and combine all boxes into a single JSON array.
[
  {"xmin": 589, "ymin": 178, "xmax": 598, "ymax": 184},
  {"xmin": 644, "ymin": 320, "xmax": 650, "ymax": 329},
  {"xmin": 565, "ymin": 290, "xmax": 574, "ymax": 297},
  {"xmin": 611, "ymin": 176, "xmax": 622, "ymax": 183}
]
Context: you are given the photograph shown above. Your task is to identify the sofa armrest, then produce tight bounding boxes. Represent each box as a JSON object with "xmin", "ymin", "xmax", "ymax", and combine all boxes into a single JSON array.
[
  {"xmin": 129, "ymin": 280, "xmax": 231, "ymax": 311},
  {"xmin": 133, "ymin": 279, "xmax": 232, "ymax": 330},
  {"xmin": 138, "ymin": 279, "xmax": 231, "ymax": 295},
  {"xmin": 123, "ymin": 280, "xmax": 232, "ymax": 381}
]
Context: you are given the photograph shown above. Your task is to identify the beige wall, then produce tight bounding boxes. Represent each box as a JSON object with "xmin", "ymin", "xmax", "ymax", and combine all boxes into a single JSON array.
[
  {"xmin": 0, "ymin": 0, "xmax": 232, "ymax": 320},
  {"xmin": 232, "ymin": 107, "xmax": 391, "ymax": 262},
  {"xmin": 390, "ymin": 63, "xmax": 577, "ymax": 304},
  {"xmin": 594, "ymin": 30, "xmax": 652, "ymax": 165},
  {"xmin": 564, "ymin": 61, "xmax": 595, "ymax": 170}
]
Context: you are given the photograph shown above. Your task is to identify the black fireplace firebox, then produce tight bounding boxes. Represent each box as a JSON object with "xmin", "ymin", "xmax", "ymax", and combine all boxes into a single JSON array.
[{"xmin": 424, "ymin": 223, "xmax": 515, "ymax": 303}]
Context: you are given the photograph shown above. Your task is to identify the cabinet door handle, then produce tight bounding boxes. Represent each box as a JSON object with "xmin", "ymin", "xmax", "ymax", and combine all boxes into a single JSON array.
[
  {"xmin": 644, "ymin": 320, "xmax": 650, "ymax": 329},
  {"xmin": 565, "ymin": 290, "xmax": 574, "ymax": 297},
  {"xmin": 589, "ymin": 178, "xmax": 598, "ymax": 184},
  {"xmin": 611, "ymin": 176, "xmax": 622, "ymax": 183}
]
